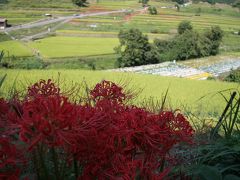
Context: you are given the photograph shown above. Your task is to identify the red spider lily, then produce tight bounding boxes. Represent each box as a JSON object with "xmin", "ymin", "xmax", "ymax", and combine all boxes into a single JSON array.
[
  {"xmin": 0, "ymin": 98, "xmax": 21, "ymax": 136},
  {"xmin": 0, "ymin": 137, "xmax": 20, "ymax": 180},
  {"xmin": 72, "ymin": 80, "xmax": 194, "ymax": 179},
  {"xmin": 90, "ymin": 80, "xmax": 126, "ymax": 103},
  {"xmin": 20, "ymin": 95, "xmax": 77, "ymax": 150},
  {"xmin": 0, "ymin": 79, "xmax": 194, "ymax": 179},
  {"xmin": 27, "ymin": 79, "xmax": 60, "ymax": 99}
]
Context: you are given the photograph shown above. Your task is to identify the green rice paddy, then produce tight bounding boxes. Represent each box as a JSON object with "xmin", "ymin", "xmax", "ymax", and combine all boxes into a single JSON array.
[
  {"xmin": 0, "ymin": 69, "xmax": 239, "ymax": 117},
  {"xmin": 27, "ymin": 36, "xmax": 119, "ymax": 58}
]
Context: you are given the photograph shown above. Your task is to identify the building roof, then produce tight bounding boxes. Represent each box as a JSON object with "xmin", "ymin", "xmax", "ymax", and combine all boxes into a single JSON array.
[{"xmin": 0, "ymin": 18, "xmax": 7, "ymax": 22}]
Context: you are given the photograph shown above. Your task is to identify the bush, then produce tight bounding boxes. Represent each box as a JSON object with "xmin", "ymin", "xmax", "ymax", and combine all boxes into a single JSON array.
[
  {"xmin": 178, "ymin": 20, "xmax": 193, "ymax": 35},
  {"xmin": 224, "ymin": 68, "xmax": 240, "ymax": 83},
  {"xmin": 0, "ymin": 79, "xmax": 194, "ymax": 179},
  {"xmin": 0, "ymin": 56, "xmax": 45, "ymax": 69},
  {"xmin": 204, "ymin": 26, "xmax": 224, "ymax": 55},
  {"xmin": 154, "ymin": 24, "xmax": 223, "ymax": 62},
  {"xmin": 148, "ymin": 6, "xmax": 158, "ymax": 15}
]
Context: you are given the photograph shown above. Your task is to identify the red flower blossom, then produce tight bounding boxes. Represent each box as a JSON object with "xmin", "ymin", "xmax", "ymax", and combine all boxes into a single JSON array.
[
  {"xmin": 0, "ymin": 137, "xmax": 20, "ymax": 180},
  {"xmin": 20, "ymin": 95, "xmax": 77, "ymax": 150},
  {"xmin": 90, "ymin": 80, "xmax": 126, "ymax": 103},
  {"xmin": 27, "ymin": 79, "xmax": 60, "ymax": 99}
]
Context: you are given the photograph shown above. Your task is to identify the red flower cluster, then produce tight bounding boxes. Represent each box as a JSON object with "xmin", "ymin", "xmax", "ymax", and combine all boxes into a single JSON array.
[
  {"xmin": 0, "ymin": 137, "xmax": 20, "ymax": 180},
  {"xmin": 0, "ymin": 79, "xmax": 194, "ymax": 179}
]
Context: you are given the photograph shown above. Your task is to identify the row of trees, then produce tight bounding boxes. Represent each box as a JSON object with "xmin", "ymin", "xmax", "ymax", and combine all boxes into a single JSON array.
[{"xmin": 115, "ymin": 21, "xmax": 224, "ymax": 67}]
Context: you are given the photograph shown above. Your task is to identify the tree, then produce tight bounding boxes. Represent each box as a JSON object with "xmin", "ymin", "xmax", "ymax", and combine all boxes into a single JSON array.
[
  {"xmin": 232, "ymin": 0, "xmax": 240, "ymax": 12},
  {"xmin": 148, "ymin": 6, "xmax": 158, "ymax": 15},
  {"xmin": 204, "ymin": 26, "xmax": 224, "ymax": 55},
  {"xmin": 178, "ymin": 20, "xmax": 193, "ymax": 34},
  {"xmin": 72, "ymin": 0, "xmax": 88, "ymax": 7},
  {"xmin": 115, "ymin": 29, "xmax": 159, "ymax": 67},
  {"xmin": 139, "ymin": 0, "xmax": 149, "ymax": 6},
  {"xmin": 172, "ymin": 0, "xmax": 185, "ymax": 5}
]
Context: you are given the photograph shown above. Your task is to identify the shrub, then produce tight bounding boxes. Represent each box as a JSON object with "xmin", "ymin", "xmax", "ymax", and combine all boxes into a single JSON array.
[
  {"xmin": 204, "ymin": 26, "xmax": 224, "ymax": 55},
  {"xmin": 148, "ymin": 6, "xmax": 158, "ymax": 15},
  {"xmin": 178, "ymin": 20, "xmax": 193, "ymax": 35},
  {"xmin": 0, "ymin": 56, "xmax": 45, "ymax": 69},
  {"xmin": 224, "ymin": 68, "xmax": 240, "ymax": 83},
  {"xmin": 0, "ymin": 79, "xmax": 194, "ymax": 179}
]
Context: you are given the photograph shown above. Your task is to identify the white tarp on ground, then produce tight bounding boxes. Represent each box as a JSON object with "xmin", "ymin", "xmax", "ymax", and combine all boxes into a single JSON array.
[
  {"xmin": 199, "ymin": 59, "xmax": 240, "ymax": 76},
  {"xmin": 112, "ymin": 59, "xmax": 240, "ymax": 80}
]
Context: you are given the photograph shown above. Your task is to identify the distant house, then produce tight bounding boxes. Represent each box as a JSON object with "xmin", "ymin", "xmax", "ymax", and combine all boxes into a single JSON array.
[{"xmin": 0, "ymin": 18, "xmax": 7, "ymax": 29}]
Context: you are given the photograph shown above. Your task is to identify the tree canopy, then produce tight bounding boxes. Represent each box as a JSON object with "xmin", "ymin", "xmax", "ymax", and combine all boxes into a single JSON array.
[
  {"xmin": 72, "ymin": 0, "xmax": 88, "ymax": 7},
  {"xmin": 178, "ymin": 20, "xmax": 193, "ymax": 34},
  {"xmin": 115, "ymin": 29, "xmax": 159, "ymax": 67}
]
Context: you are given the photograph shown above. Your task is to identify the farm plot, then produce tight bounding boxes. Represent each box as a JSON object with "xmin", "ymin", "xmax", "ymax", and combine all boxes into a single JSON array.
[
  {"xmin": 0, "ymin": 10, "xmax": 74, "ymax": 25},
  {"xmin": 27, "ymin": 36, "xmax": 119, "ymax": 58},
  {"xmin": 93, "ymin": 0, "xmax": 139, "ymax": 10},
  {"xmin": 0, "ymin": 69, "xmax": 239, "ymax": 117},
  {"xmin": 0, "ymin": 40, "xmax": 33, "ymax": 57},
  {"xmin": 131, "ymin": 13, "xmax": 240, "ymax": 32}
]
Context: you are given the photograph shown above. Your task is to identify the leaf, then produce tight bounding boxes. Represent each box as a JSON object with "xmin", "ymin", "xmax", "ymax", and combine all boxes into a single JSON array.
[
  {"xmin": 0, "ymin": 74, "xmax": 7, "ymax": 89},
  {"xmin": 224, "ymin": 174, "xmax": 240, "ymax": 180},
  {"xmin": 199, "ymin": 165, "xmax": 222, "ymax": 180}
]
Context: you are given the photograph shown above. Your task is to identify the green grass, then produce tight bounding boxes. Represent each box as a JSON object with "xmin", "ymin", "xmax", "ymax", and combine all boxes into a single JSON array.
[
  {"xmin": 0, "ymin": 41, "xmax": 33, "ymax": 57},
  {"xmin": 0, "ymin": 10, "xmax": 74, "ymax": 25},
  {"xmin": 28, "ymin": 36, "xmax": 119, "ymax": 58},
  {"xmin": 0, "ymin": 69, "xmax": 239, "ymax": 117},
  {"xmin": 46, "ymin": 54, "xmax": 118, "ymax": 70},
  {"xmin": 2, "ymin": 0, "xmax": 75, "ymax": 9}
]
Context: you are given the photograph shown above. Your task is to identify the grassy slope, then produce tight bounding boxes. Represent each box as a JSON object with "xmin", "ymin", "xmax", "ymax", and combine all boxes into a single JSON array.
[{"xmin": 1, "ymin": 69, "xmax": 239, "ymax": 116}]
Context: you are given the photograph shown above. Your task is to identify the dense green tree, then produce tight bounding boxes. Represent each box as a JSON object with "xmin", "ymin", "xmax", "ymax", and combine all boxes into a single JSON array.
[
  {"xmin": 178, "ymin": 20, "xmax": 193, "ymax": 34},
  {"xmin": 224, "ymin": 68, "xmax": 240, "ymax": 83},
  {"xmin": 115, "ymin": 29, "xmax": 159, "ymax": 67},
  {"xmin": 233, "ymin": 0, "xmax": 240, "ymax": 12},
  {"xmin": 172, "ymin": 0, "xmax": 186, "ymax": 5},
  {"xmin": 72, "ymin": 0, "xmax": 88, "ymax": 7},
  {"xmin": 154, "ymin": 30, "xmax": 212, "ymax": 61},
  {"xmin": 148, "ymin": 6, "xmax": 158, "ymax": 15},
  {"xmin": 139, "ymin": 0, "xmax": 149, "ymax": 6},
  {"xmin": 204, "ymin": 26, "xmax": 224, "ymax": 55}
]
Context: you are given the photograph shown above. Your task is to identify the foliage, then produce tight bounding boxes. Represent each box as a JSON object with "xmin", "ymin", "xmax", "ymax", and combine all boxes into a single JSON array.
[
  {"xmin": 0, "ymin": 79, "xmax": 194, "ymax": 179},
  {"xmin": 72, "ymin": 0, "xmax": 88, "ymax": 7},
  {"xmin": 153, "ymin": 23, "xmax": 223, "ymax": 61},
  {"xmin": 148, "ymin": 6, "xmax": 158, "ymax": 15},
  {"xmin": 182, "ymin": 91, "xmax": 240, "ymax": 179},
  {"xmin": 139, "ymin": 0, "xmax": 149, "ymax": 6},
  {"xmin": 232, "ymin": 0, "xmax": 240, "ymax": 11},
  {"xmin": 178, "ymin": 20, "xmax": 193, "ymax": 35},
  {"xmin": 204, "ymin": 26, "xmax": 224, "ymax": 55},
  {"xmin": 172, "ymin": 0, "xmax": 186, "ymax": 5},
  {"xmin": 0, "ymin": 56, "xmax": 45, "ymax": 69},
  {"xmin": 115, "ymin": 29, "xmax": 160, "ymax": 67},
  {"xmin": 224, "ymin": 68, "xmax": 240, "ymax": 83}
]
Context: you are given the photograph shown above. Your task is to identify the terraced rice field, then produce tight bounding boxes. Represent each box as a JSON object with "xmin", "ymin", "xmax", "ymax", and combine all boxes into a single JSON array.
[
  {"xmin": 1, "ymin": 69, "xmax": 239, "ymax": 117},
  {"xmin": 0, "ymin": 40, "xmax": 33, "ymax": 57},
  {"xmin": 27, "ymin": 36, "xmax": 119, "ymax": 58}
]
